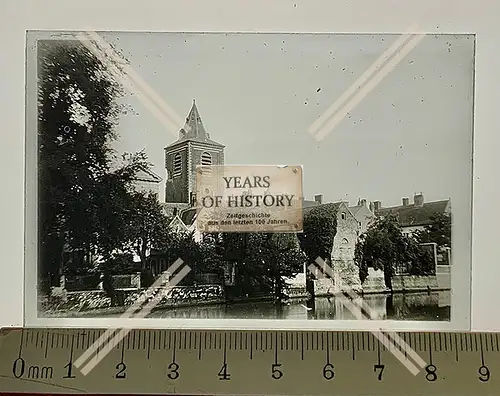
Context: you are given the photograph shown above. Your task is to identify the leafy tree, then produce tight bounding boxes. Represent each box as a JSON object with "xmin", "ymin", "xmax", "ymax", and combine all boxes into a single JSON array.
[
  {"xmin": 297, "ymin": 205, "xmax": 337, "ymax": 304},
  {"xmin": 219, "ymin": 232, "xmax": 271, "ymax": 297},
  {"xmin": 265, "ymin": 233, "xmax": 307, "ymax": 301},
  {"xmin": 38, "ymin": 39, "xmax": 147, "ymax": 289},
  {"xmin": 297, "ymin": 205, "xmax": 337, "ymax": 264},
  {"xmin": 219, "ymin": 232, "xmax": 305, "ymax": 301},
  {"xmin": 124, "ymin": 190, "xmax": 172, "ymax": 265},
  {"xmin": 414, "ymin": 213, "xmax": 452, "ymax": 249},
  {"xmin": 196, "ymin": 234, "xmax": 225, "ymax": 277},
  {"xmin": 354, "ymin": 214, "xmax": 434, "ymax": 288}
]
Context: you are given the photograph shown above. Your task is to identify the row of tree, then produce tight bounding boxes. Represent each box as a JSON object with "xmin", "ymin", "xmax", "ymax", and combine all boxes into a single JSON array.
[{"xmin": 354, "ymin": 213, "xmax": 451, "ymax": 289}]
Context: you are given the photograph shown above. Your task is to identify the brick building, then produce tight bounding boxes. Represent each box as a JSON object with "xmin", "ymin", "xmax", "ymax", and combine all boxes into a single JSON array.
[{"xmin": 164, "ymin": 99, "xmax": 225, "ymax": 204}]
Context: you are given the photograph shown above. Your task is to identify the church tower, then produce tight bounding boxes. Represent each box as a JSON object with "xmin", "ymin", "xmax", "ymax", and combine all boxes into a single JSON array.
[{"xmin": 164, "ymin": 100, "xmax": 225, "ymax": 204}]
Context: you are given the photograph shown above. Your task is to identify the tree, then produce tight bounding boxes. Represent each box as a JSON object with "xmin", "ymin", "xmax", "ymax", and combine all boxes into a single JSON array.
[
  {"xmin": 265, "ymin": 233, "xmax": 307, "ymax": 301},
  {"xmin": 196, "ymin": 234, "xmax": 225, "ymax": 277},
  {"xmin": 297, "ymin": 205, "xmax": 337, "ymax": 264},
  {"xmin": 414, "ymin": 213, "xmax": 452, "ymax": 249},
  {"xmin": 354, "ymin": 214, "xmax": 434, "ymax": 288},
  {"xmin": 219, "ymin": 232, "xmax": 306, "ymax": 302},
  {"xmin": 297, "ymin": 205, "xmax": 337, "ymax": 306},
  {"xmin": 124, "ymin": 190, "xmax": 172, "ymax": 265},
  {"xmin": 38, "ymin": 39, "xmax": 147, "ymax": 289}
]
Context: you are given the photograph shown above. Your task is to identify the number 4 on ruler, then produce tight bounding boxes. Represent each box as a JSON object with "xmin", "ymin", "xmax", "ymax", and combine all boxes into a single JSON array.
[{"xmin": 218, "ymin": 363, "xmax": 230, "ymax": 381}]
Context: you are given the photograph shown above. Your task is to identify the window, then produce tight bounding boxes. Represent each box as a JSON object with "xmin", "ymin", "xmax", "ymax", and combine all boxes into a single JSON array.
[
  {"xmin": 342, "ymin": 238, "xmax": 349, "ymax": 244},
  {"xmin": 200, "ymin": 152, "xmax": 213, "ymax": 175},
  {"xmin": 341, "ymin": 212, "xmax": 346, "ymax": 220},
  {"xmin": 200, "ymin": 152, "xmax": 212, "ymax": 165},
  {"xmin": 173, "ymin": 153, "xmax": 182, "ymax": 178}
]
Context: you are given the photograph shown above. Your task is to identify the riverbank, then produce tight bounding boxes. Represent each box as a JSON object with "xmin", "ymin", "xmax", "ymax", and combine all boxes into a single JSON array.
[{"xmin": 39, "ymin": 289, "xmax": 450, "ymax": 320}]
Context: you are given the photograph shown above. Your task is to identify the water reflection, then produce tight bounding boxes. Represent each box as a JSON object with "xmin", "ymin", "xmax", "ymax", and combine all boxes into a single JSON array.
[{"xmin": 147, "ymin": 290, "xmax": 450, "ymax": 321}]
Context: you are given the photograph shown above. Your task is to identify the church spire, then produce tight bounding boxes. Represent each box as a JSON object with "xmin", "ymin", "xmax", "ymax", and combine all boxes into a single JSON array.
[{"xmin": 180, "ymin": 99, "xmax": 208, "ymax": 139}]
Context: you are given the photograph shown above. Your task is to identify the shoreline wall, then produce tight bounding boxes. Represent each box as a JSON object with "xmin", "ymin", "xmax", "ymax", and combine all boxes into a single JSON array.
[{"xmin": 41, "ymin": 273, "xmax": 451, "ymax": 314}]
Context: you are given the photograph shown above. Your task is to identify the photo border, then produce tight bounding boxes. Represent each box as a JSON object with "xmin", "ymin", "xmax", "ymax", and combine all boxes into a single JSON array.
[{"xmin": 24, "ymin": 28, "xmax": 473, "ymax": 331}]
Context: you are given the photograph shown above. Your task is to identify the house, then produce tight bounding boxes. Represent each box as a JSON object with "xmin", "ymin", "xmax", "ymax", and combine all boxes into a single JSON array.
[
  {"xmin": 349, "ymin": 198, "xmax": 376, "ymax": 234},
  {"xmin": 132, "ymin": 166, "xmax": 162, "ymax": 196},
  {"xmin": 167, "ymin": 209, "xmax": 203, "ymax": 243},
  {"xmin": 372, "ymin": 193, "xmax": 451, "ymax": 237}
]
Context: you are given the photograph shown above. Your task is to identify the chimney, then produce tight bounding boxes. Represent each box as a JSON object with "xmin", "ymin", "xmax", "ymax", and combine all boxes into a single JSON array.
[
  {"xmin": 414, "ymin": 193, "xmax": 424, "ymax": 207},
  {"xmin": 369, "ymin": 202, "xmax": 374, "ymax": 212},
  {"xmin": 372, "ymin": 201, "xmax": 381, "ymax": 211},
  {"xmin": 402, "ymin": 197, "xmax": 409, "ymax": 206},
  {"xmin": 360, "ymin": 198, "xmax": 367, "ymax": 207},
  {"xmin": 314, "ymin": 194, "xmax": 323, "ymax": 205}
]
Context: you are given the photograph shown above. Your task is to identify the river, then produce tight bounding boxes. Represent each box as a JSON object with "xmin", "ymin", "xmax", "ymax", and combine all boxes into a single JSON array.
[{"xmin": 146, "ymin": 290, "xmax": 450, "ymax": 321}]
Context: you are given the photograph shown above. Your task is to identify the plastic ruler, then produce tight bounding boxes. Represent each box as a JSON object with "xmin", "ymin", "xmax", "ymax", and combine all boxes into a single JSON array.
[{"xmin": 0, "ymin": 328, "xmax": 498, "ymax": 395}]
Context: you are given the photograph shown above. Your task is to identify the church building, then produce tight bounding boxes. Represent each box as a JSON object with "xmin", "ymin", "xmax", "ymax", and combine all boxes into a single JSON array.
[{"xmin": 164, "ymin": 99, "xmax": 225, "ymax": 205}]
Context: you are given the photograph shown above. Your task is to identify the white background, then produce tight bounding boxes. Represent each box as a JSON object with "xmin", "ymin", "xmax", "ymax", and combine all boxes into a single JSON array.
[{"xmin": 1, "ymin": 0, "xmax": 498, "ymax": 330}]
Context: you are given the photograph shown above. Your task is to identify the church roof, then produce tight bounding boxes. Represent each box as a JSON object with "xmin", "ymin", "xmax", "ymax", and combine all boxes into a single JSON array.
[{"xmin": 165, "ymin": 100, "xmax": 225, "ymax": 149}]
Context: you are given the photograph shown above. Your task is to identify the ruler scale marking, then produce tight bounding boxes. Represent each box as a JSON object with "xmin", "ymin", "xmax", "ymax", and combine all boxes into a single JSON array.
[
  {"xmin": 44, "ymin": 332, "xmax": 49, "ymax": 359},
  {"xmin": 4, "ymin": 329, "xmax": 500, "ymax": 395},
  {"xmin": 198, "ymin": 332, "xmax": 202, "ymax": 360},
  {"xmin": 300, "ymin": 333, "xmax": 304, "ymax": 360},
  {"xmin": 146, "ymin": 331, "xmax": 151, "ymax": 359},
  {"xmin": 479, "ymin": 334, "xmax": 485, "ymax": 366},
  {"xmin": 351, "ymin": 333, "xmax": 355, "ymax": 360}
]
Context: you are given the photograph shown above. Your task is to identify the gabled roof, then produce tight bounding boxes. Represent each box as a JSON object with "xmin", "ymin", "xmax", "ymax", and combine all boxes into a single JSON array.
[
  {"xmin": 349, "ymin": 204, "xmax": 375, "ymax": 217},
  {"xmin": 165, "ymin": 100, "xmax": 224, "ymax": 149},
  {"xmin": 303, "ymin": 201, "xmax": 344, "ymax": 216},
  {"xmin": 303, "ymin": 200, "xmax": 321, "ymax": 209},
  {"xmin": 180, "ymin": 207, "xmax": 198, "ymax": 226},
  {"xmin": 375, "ymin": 199, "xmax": 450, "ymax": 227},
  {"xmin": 168, "ymin": 215, "xmax": 189, "ymax": 233},
  {"xmin": 133, "ymin": 166, "xmax": 163, "ymax": 183},
  {"xmin": 348, "ymin": 205, "xmax": 363, "ymax": 216},
  {"xmin": 161, "ymin": 202, "xmax": 190, "ymax": 218}
]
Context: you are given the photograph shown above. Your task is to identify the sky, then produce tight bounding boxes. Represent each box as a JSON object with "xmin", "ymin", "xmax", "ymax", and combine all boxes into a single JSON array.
[{"xmin": 87, "ymin": 32, "xmax": 474, "ymax": 207}]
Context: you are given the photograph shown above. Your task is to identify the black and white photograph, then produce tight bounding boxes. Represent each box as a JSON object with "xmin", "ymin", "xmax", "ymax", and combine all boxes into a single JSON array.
[{"xmin": 25, "ymin": 31, "xmax": 474, "ymax": 328}]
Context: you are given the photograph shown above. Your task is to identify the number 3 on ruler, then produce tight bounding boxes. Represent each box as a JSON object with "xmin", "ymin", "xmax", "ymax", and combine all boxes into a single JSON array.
[{"xmin": 167, "ymin": 362, "xmax": 179, "ymax": 380}]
